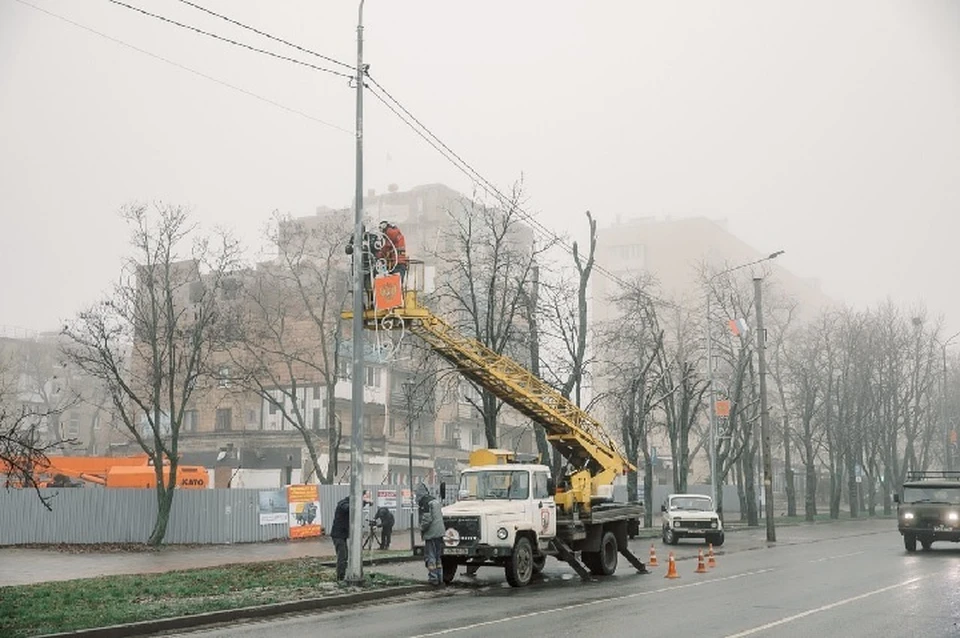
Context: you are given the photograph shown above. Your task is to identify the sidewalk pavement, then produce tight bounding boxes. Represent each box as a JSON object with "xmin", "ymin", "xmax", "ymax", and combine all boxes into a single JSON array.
[{"xmin": 0, "ymin": 531, "xmax": 418, "ymax": 588}]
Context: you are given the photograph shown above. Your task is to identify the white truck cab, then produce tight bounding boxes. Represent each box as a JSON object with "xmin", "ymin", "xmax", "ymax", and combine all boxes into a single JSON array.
[
  {"xmin": 660, "ymin": 493, "xmax": 724, "ymax": 546},
  {"xmin": 441, "ymin": 464, "xmax": 556, "ymax": 586}
]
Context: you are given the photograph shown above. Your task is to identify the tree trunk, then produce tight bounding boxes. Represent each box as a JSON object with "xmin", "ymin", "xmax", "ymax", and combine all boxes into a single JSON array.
[
  {"xmin": 148, "ymin": 486, "xmax": 175, "ymax": 547},
  {"xmin": 804, "ymin": 440, "xmax": 817, "ymax": 521},
  {"xmin": 783, "ymin": 420, "xmax": 797, "ymax": 517},
  {"xmin": 482, "ymin": 390, "xmax": 498, "ymax": 448}
]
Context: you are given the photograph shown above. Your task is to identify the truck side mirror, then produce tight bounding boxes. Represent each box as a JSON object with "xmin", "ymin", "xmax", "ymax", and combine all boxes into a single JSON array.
[
  {"xmin": 660, "ymin": 504, "xmax": 666, "ymax": 512},
  {"xmin": 439, "ymin": 482, "xmax": 446, "ymax": 500},
  {"xmin": 547, "ymin": 478, "xmax": 556, "ymax": 496},
  {"xmin": 893, "ymin": 494, "xmax": 899, "ymax": 503}
]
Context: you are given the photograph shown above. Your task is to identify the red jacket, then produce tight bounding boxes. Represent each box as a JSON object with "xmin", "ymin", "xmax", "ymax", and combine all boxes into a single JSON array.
[{"xmin": 378, "ymin": 225, "xmax": 408, "ymax": 268}]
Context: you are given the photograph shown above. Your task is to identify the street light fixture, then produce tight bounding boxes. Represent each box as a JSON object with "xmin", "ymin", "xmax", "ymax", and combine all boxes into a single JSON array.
[{"xmin": 705, "ymin": 251, "xmax": 784, "ymax": 509}]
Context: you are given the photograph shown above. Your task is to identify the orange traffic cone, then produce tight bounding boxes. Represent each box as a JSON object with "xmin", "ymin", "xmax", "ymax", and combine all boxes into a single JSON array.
[
  {"xmin": 664, "ymin": 552, "xmax": 679, "ymax": 579},
  {"xmin": 648, "ymin": 544, "xmax": 659, "ymax": 567},
  {"xmin": 695, "ymin": 549, "xmax": 708, "ymax": 573},
  {"xmin": 707, "ymin": 543, "xmax": 717, "ymax": 569}
]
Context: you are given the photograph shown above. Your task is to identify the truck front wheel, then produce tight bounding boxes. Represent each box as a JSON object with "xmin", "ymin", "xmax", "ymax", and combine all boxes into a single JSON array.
[
  {"xmin": 904, "ymin": 534, "xmax": 917, "ymax": 552},
  {"xmin": 505, "ymin": 536, "xmax": 535, "ymax": 587}
]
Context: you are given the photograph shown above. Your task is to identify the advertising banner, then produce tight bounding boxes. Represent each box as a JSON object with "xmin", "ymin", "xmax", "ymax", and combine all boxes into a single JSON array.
[
  {"xmin": 377, "ymin": 488, "xmax": 397, "ymax": 509},
  {"xmin": 401, "ymin": 488, "xmax": 414, "ymax": 509},
  {"xmin": 258, "ymin": 489, "xmax": 288, "ymax": 525},
  {"xmin": 288, "ymin": 484, "xmax": 321, "ymax": 538}
]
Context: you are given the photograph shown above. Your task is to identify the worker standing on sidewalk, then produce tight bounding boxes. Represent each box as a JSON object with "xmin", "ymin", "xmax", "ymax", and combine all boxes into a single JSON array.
[{"xmin": 416, "ymin": 483, "xmax": 445, "ymax": 586}]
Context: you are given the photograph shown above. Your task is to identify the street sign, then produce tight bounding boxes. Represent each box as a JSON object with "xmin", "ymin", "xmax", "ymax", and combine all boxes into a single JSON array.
[{"xmin": 715, "ymin": 400, "xmax": 730, "ymax": 417}]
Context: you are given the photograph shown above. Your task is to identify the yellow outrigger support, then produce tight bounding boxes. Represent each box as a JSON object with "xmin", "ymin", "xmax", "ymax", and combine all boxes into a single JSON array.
[{"xmin": 343, "ymin": 264, "xmax": 635, "ymax": 514}]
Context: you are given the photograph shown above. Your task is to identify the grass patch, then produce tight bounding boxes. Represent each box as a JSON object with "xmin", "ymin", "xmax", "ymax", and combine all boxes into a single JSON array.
[{"xmin": 0, "ymin": 558, "xmax": 413, "ymax": 638}]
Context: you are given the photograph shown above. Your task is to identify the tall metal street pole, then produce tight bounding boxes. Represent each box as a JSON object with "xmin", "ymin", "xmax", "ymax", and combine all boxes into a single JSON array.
[
  {"xmin": 940, "ymin": 331, "xmax": 960, "ymax": 471},
  {"xmin": 404, "ymin": 381, "xmax": 415, "ymax": 554},
  {"xmin": 705, "ymin": 251, "xmax": 783, "ymax": 510},
  {"xmin": 346, "ymin": 0, "xmax": 366, "ymax": 585},
  {"xmin": 754, "ymin": 276, "xmax": 776, "ymax": 542}
]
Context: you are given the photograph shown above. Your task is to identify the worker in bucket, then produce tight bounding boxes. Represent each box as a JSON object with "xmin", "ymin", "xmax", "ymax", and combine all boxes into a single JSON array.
[{"xmin": 376, "ymin": 220, "xmax": 408, "ymax": 285}]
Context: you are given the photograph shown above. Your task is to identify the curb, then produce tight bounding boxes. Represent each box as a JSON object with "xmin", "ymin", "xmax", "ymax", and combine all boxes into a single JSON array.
[{"xmin": 35, "ymin": 584, "xmax": 432, "ymax": 638}]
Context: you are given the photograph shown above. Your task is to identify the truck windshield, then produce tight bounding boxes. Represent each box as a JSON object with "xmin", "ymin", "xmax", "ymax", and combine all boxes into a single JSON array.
[
  {"xmin": 459, "ymin": 470, "xmax": 529, "ymax": 500},
  {"xmin": 670, "ymin": 496, "xmax": 713, "ymax": 511},
  {"xmin": 902, "ymin": 487, "xmax": 960, "ymax": 504}
]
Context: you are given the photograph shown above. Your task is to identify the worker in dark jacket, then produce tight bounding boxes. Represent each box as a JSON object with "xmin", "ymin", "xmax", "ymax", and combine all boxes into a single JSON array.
[
  {"xmin": 374, "ymin": 506, "xmax": 395, "ymax": 550},
  {"xmin": 417, "ymin": 483, "xmax": 445, "ymax": 585},
  {"xmin": 330, "ymin": 496, "xmax": 351, "ymax": 581}
]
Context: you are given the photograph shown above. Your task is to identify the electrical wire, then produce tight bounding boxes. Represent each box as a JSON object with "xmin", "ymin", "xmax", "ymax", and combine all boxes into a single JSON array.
[
  {"xmin": 105, "ymin": 0, "xmax": 354, "ymax": 79},
  {"xmin": 174, "ymin": 0, "xmax": 354, "ymax": 71},
  {"xmin": 366, "ymin": 78, "xmax": 659, "ymax": 301},
  {"xmin": 12, "ymin": 0, "xmax": 353, "ymax": 135}
]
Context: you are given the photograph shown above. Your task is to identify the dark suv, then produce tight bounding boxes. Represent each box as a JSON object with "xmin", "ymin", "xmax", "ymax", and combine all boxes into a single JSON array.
[{"xmin": 895, "ymin": 471, "xmax": 960, "ymax": 552}]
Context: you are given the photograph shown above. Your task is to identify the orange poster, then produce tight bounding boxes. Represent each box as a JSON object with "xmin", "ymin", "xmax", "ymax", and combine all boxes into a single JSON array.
[
  {"xmin": 374, "ymin": 273, "xmax": 403, "ymax": 310},
  {"xmin": 288, "ymin": 484, "xmax": 321, "ymax": 539}
]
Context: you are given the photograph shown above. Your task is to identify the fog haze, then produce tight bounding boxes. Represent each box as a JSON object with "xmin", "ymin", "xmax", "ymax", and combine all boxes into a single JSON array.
[{"xmin": 1, "ymin": 0, "xmax": 958, "ymax": 331}]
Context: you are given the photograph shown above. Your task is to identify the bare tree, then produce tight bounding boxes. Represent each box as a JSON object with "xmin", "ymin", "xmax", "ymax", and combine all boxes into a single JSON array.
[
  {"xmin": 658, "ymin": 303, "xmax": 708, "ymax": 494},
  {"xmin": 431, "ymin": 181, "xmax": 551, "ymax": 447},
  {"xmin": 63, "ymin": 204, "xmax": 240, "ymax": 546},
  {"xmin": 599, "ymin": 275, "xmax": 668, "ymax": 526},
  {"xmin": 227, "ymin": 211, "xmax": 350, "ymax": 484},
  {"xmin": 0, "ymin": 358, "xmax": 75, "ymax": 508},
  {"xmin": 534, "ymin": 211, "xmax": 597, "ymax": 475}
]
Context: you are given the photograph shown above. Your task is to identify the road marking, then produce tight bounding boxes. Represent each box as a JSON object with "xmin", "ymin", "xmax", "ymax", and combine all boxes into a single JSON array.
[
  {"xmin": 722, "ymin": 576, "xmax": 925, "ymax": 638},
  {"xmin": 809, "ymin": 550, "xmax": 864, "ymax": 562},
  {"xmin": 407, "ymin": 569, "xmax": 774, "ymax": 637}
]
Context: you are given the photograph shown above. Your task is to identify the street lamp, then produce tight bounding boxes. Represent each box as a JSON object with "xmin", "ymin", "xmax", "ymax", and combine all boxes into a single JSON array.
[
  {"xmin": 401, "ymin": 379, "xmax": 417, "ymax": 554},
  {"xmin": 705, "ymin": 251, "xmax": 783, "ymax": 509},
  {"xmin": 938, "ymin": 330, "xmax": 960, "ymax": 471}
]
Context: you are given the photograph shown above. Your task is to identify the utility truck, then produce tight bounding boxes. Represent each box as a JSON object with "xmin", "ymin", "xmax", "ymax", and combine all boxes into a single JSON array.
[{"xmin": 344, "ymin": 262, "xmax": 648, "ymax": 587}]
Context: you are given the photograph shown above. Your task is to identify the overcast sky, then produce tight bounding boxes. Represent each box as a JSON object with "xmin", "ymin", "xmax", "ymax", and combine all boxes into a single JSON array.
[{"xmin": 1, "ymin": 0, "xmax": 958, "ymax": 333}]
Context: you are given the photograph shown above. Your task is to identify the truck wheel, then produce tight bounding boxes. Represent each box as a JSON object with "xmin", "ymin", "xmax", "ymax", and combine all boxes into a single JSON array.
[
  {"xmin": 532, "ymin": 554, "xmax": 546, "ymax": 574},
  {"xmin": 921, "ymin": 538, "xmax": 933, "ymax": 552},
  {"xmin": 597, "ymin": 531, "xmax": 619, "ymax": 575},
  {"xmin": 505, "ymin": 536, "xmax": 534, "ymax": 587},
  {"xmin": 709, "ymin": 532, "xmax": 725, "ymax": 547},
  {"xmin": 904, "ymin": 534, "xmax": 917, "ymax": 552},
  {"xmin": 442, "ymin": 558, "xmax": 458, "ymax": 584}
]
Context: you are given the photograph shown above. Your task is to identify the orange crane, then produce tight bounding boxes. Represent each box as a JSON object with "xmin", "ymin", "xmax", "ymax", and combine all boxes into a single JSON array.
[{"xmin": 1, "ymin": 455, "xmax": 209, "ymax": 489}]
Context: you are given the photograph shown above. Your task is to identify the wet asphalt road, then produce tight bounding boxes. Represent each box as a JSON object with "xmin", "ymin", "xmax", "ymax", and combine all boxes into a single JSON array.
[{"xmin": 165, "ymin": 518, "xmax": 960, "ymax": 638}]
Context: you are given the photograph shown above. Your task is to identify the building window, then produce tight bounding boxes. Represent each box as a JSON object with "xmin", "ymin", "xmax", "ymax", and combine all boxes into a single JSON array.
[
  {"xmin": 443, "ymin": 423, "xmax": 457, "ymax": 443},
  {"xmin": 217, "ymin": 366, "xmax": 231, "ymax": 388},
  {"xmin": 67, "ymin": 413, "xmax": 80, "ymax": 438},
  {"xmin": 337, "ymin": 359, "xmax": 351, "ymax": 380},
  {"xmin": 183, "ymin": 409, "xmax": 199, "ymax": 432},
  {"xmin": 247, "ymin": 409, "xmax": 257, "ymax": 425},
  {"xmin": 364, "ymin": 366, "xmax": 381, "ymax": 388},
  {"xmin": 215, "ymin": 408, "xmax": 232, "ymax": 431},
  {"xmin": 313, "ymin": 407, "xmax": 322, "ymax": 431}
]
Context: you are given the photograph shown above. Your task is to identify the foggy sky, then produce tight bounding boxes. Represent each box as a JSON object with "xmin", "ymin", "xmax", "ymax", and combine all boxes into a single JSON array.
[{"xmin": 1, "ymin": 1, "xmax": 958, "ymax": 333}]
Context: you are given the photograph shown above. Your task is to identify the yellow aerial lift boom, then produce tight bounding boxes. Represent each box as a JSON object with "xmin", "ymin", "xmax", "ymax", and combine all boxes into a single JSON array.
[{"xmin": 344, "ymin": 261, "xmax": 635, "ymax": 514}]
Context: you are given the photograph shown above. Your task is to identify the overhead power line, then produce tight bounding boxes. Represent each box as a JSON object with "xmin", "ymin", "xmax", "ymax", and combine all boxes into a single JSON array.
[
  {"xmin": 175, "ymin": 0, "xmax": 354, "ymax": 71},
  {"xmin": 105, "ymin": 0, "xmax": 354, "ymax": 79},
  {"xmin": 12, "ymin": 0, "xmax": 353, "ymax": 134},
  {"xmin": 365, "ymin": 76, "xmax": 645, "ymax": 297}
]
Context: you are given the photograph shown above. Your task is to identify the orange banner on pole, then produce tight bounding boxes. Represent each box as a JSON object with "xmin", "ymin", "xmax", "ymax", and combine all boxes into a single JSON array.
[
  {"xmin": 374, "ymin": 273, "xmax": 403, "ymax": 310},
  {"xmin": 715, "ymin": 400, "xmax": 731, "ymax": 417}
]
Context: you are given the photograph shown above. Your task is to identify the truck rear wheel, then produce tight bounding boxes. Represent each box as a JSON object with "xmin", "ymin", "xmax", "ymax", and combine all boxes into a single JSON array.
[
  {"xmin": 505, "ymin": 536, "xmax": 534, "ymax": 587},
  {"xmin": 583, "ymin": 531, "xmax": 618, "ymax": 576}
]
